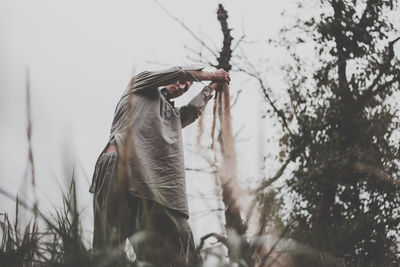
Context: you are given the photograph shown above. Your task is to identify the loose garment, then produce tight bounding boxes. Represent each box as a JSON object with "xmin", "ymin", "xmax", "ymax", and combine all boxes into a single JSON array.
[
  {"xmin": 90, "ymin": 66, "xmax": 213, "ymax": 217},
  {"xmin": 91, "ymin": 151, "xmax": 200, "ymax": 266}
]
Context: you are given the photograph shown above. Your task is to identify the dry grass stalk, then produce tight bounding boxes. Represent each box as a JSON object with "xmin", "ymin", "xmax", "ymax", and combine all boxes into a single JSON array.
[
  {"xmin": 210, "ymin": 92, "xmax": 219, "ymax": 162},
  {"xmin": 25, "ymin": 68, "xmax": 40, "ymax": 224},
  {"xmin": 25, "ymin": 69, "xmax": 35, "ymax": 187},
  {"xmin": 116, "ymin": 78, "xmax": 140, "ymax": 237},
  {"xmin": 196, "ymin": 109, "xmax": 205, "ymax": 150},
  {"xmin": 217, "ymin": 83, "xmax": 247, "ymax": 236}
]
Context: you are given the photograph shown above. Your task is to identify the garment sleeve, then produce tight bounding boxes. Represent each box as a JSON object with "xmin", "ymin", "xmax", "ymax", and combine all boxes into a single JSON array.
[
  {"xmin": 129, "ymin": 65, "xmax": 204, "ymax": 93},
  {"xmin": 180, "ymin": 86, "xmax": 213, "ymax": 128}
]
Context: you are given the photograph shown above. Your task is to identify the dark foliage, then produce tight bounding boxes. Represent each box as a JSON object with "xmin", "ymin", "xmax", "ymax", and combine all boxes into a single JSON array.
[{"xmin": 281, "ymin": 0, "xmax": 400, "ymax": 266}]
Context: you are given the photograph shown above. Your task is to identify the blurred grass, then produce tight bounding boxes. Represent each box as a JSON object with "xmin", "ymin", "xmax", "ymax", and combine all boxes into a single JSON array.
[
  {"xmin": 0, "ymin": 179, "xmax": 141, "ymax": 267},
  {"xmin": 0, "ymin": 182, "xmax": 291, "ymax": 267}
]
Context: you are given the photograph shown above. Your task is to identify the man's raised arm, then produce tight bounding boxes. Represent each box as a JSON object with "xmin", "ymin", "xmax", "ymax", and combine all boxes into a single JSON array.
[
  {"xmin": 129, "ymin": 66, "xmax": 230, "ymax": 93},
  {"xmin": 187, "ymin": 69, "xmax": 230, "ymax": 83}
]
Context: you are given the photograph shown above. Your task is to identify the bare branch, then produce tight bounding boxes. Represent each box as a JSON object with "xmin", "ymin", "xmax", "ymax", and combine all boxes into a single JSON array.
[
  {"xmin": 354, "ymin": 162, "xmax": 400, "ymax": 188},
  {"xmin": 184, "ymin": 44, "xmax": 217, "ymax": 67},
  {"xmin": 259, "ymin": 224, "xmax": 291, "ymax": 267},
  {"xmin": 187, "ymin": 193, "xmax": 222, "ymax": 200},
  {"xmin": 236, "ymin": 59, "xmax": 294, "ymax": 137},
  {"xmin": 231, "ymin": 88, "xmax": 243, "ymax": 108},
  {"xmin": 185, "ymin": 167, "xmax": 215, "ymax": 174},
  {"xmin": 232, "ymin": 34, "xmax": 246, "ymax": 53},
  {"xmin": 370, "ymin": 77, "xmax": 398, "ymax": 97},
  {"xmin": 186, "ymin": 55, "xmax": 217, "ymax": 68},
  {"xmin": 152, "ymin": 0, "xmax": 219, "ymax": 58},
  {"xmin": 216, "ymin": 4, "xmax": 233, "ymax": 71},
  {"xmin": 26, "ymin": 69, "xmax": 35, "ymax": 188},
  {"xmin": 190, "ymin": 208, "xmax": 225, "ymax": 219},
  {"xmin": 197, "ymin": 232, "xmax": 228, "ymax": 253},
  {"xmin": 252, "ymin": 158, "xmax": 290, "ymax": 193}
]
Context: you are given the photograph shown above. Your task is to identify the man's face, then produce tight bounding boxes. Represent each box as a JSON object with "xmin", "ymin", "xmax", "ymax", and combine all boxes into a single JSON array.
[{"xmin": 165, "ymin": 80, "xmax": 193, "ymax": 99}]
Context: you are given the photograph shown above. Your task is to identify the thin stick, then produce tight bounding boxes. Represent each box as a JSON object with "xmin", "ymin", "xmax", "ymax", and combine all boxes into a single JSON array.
[
  {"xmin": 211, "ymin": 91, "xmax": 219, "ymax": 162},
  {"xmin": 152, "ymin": 0, "xmax": 218, "ymax": 58},
  {"xmin": 196, "ymin": 111, "xmax": 205, "ymax": 150},
  {"xmin": 26, "ymin": 68, "xmax": 38, "ymax": 218}
]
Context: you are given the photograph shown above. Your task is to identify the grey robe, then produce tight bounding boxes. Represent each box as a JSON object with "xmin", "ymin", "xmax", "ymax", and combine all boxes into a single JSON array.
[{"xmin": 90, "ymin": 66, "xmax": 213, "ymax": 217}]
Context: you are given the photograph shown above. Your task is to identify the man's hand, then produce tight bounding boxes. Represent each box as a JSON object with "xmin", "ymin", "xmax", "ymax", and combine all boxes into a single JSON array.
[{"xmin": 213, "ymin": 69, "xmax": 230, "ymax": 83}]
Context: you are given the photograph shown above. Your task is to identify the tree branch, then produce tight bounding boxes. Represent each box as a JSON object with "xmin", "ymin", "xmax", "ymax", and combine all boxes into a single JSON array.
[
  {"xmin": 235, "ymin": 59, "xmax": 294, "ymax": 137},
  {"xmin": 232, "ymin": 34, "xmax": 246, "ymax": 53},
  {"xmin": 216, "ymin": 4, "xmax": 233, "ymax": 71},
  {"xmin": 185, "ymin": 167, "xmax": 215, "ymax": 174},
  {"xmin": 152, "ymin": 0, "xmax": 219, "ymax": 58},
  {"xmin": 196, "ymin": 232, "xmax": 228, "ymax": 253},
  {"xmin": 360, "ymin": 37, "xmax": 400, "ymax": 103},
  {"xmin": 259, "ymin": 224, "xmax": 291, "ymax": 267},
  {"xmin": 252, "ymin": 158, "xmax": 290, "ymax": 193},
  {"xmin": 354, "ymin": 162, "xmax": 400, "ymax": 188}
]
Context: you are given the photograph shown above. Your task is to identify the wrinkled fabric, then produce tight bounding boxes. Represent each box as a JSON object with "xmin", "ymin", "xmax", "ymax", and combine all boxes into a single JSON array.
[
  {"xmin": 127, "ymin": 195, "xmax": 201, "ymax": 267},
  {"xmin": 92, "ymin": 151, "xmax": 130, "ymax": 250},
  {"xmin": 90, "ymin": 66, "xmax": 213, "ymax": 217},
  {"xmin": 92, "ymin": 152, "xmax": 200, "ymax": 266}
]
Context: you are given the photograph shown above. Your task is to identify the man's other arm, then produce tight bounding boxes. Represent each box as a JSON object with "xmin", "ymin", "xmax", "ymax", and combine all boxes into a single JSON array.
[{"xmin": 180, "ymin": 82, "xmax": 220, "ymax": 128}]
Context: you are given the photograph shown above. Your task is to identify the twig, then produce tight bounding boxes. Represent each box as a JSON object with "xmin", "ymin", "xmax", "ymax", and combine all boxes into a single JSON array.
[
  {"xmin": 232, "ymin": 34, "xmax": 246, "ymax": 53},
  {"xmin": 25, "ymin": 68, "xmax": 38, "ymax": 219},
  {"xmin": 360, "ymin": 37, "xmax": 400, "ymax": 103},
  {"xmin": 252, "ymin": 158, "xmax": 290, "ymax": 193},
  {"xmin": 231, "ymin": 89, "xmax": 243, "ymax": 108},
  {"xmin": 152, "ymin": 0, "xmax": 219, "ymax": 58},
  {"xmin": 0, "ymin": 188, "xmax": 56, "ymax": 229},
  {"xmin": 236, "ymin": 50, "xmax": 294, "ymax": 137},
  {"xmin": 354, "ymin": 162, "xmax": 400, "ymax": 188},
  {"xmin": 26, "ymin": 69, "xmax": 35, "ymax": 187},
  {"xmin": 259, "ymin": 224, "xmax": 291, "ymax": 267},
  {"xmin": 185, "ymin": 167, "xmax": 215, "ymax": 174},
  {"xmin": 196, "ymin": 232, "xmax": 228, "ymax": 253}
]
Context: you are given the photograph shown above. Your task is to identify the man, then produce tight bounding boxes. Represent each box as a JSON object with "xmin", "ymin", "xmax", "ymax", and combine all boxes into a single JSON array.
[{"xmin": 90, "ymin": 66, "xmax": 230, "ymax": 266}]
